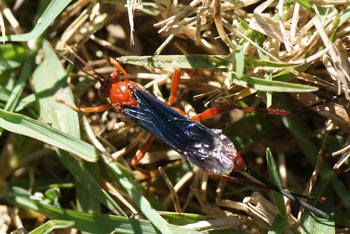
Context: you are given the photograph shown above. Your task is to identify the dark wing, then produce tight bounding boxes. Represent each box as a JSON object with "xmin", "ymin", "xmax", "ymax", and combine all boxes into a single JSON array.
[{"xmin": 121, "ymin": 85, "xmax": 237, "ymax": 175}]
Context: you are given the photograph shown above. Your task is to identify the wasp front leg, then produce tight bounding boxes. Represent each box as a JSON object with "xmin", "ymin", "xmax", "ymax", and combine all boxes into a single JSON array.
[{"xmin": 57, "ymin": 99, "xmax": 112, "ymax": 113}]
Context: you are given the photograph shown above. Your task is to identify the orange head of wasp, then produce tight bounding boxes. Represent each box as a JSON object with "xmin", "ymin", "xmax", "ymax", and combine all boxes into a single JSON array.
[
  {"xmin": 57, "ymin": 51, "xmax": 138, "ymax": 111},
  {"xmin": 99, "ymin": 58, "xmax": 138, "ymax": 110},
  {"xmin": 97, "ymin": 71, "xmax": 120, "ymax": 99}
]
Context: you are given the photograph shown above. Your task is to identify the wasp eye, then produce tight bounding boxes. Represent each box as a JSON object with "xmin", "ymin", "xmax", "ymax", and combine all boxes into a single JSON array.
[{"xmin": 109, "ymin": 71, "xmax": 119, "ymax": 80}]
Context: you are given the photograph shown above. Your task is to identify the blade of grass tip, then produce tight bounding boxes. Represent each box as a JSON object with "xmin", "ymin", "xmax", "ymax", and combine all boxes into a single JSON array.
[
  {"xmin": 32, "ymin": 40, "xmax": 125, "ymax": 216},
  {"xmin": 266, "ymin": 148, "xmax": 287, "ymax": 216},
  {"xmin": 0, "ymin": 52, "xmax": 35, "ymax": 136},
  {"xmin": 228, "ymin": 72, "xmax": 318, "ymax": 93},
  {"xmin": 28, "ymin": 220, "xmax": 75, "ymax": 234},
  {"xmin": 5, "ymin": 186, "xmax": 201, "ymax": 234},
  {"xmin": 281, "ymin": 96, "xmax": 350, "ymax": 211},
  {"xmin": 0, "ymin": 0, "xmax": 72, "ymax": 42},
  {"xmin": 104, "ymin": 157, "xmax": 173, "ymax": 234}
]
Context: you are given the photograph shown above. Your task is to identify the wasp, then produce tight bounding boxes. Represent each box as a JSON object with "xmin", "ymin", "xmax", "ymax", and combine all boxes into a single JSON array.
[{"xmin": 58, "ymin": 56, "xmax": 328, "ymax": 218}]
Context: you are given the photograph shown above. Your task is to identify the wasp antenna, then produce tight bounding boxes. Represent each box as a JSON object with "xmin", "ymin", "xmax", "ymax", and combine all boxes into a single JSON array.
[
  {"xmin": 56, "ymin": 51, "xmax": 104, "ymax": 82},
  {"xmin": 245, "ymin": 168, "xmax": 329, "ymax": 218},
  {"xmin": 56, "ymin": 51, "xmax": 75, "ymax": 66},
  {"xmin": 62, "ymin": 46, "xmax": 106, "ymax": 82}
]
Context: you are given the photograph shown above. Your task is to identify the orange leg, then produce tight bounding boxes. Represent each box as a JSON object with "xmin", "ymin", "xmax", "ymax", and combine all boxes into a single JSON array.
[
  {"xmin": 57, "ymin": 99, "xmax": 112, "ymax": 113},
  {"xmin": 192, "ymin": 104, "xmax": 290, "ymax": 121},
  {"xmin": 131, "ymin": 135, "xmax": 156, "ymax": 177},
  {"xmin": 168, "ymin": 69, "xmax": 181, "ymax": 106},
  {"xmin": 168, "ymin": 69, "xmax": 195, "ymax": 106},
  {"xmin": 182, "ymin": 69, "xmax": 196, "ymax": 78},
  {"xmin": 166, "ymin": 69, "xmax": 289, "ymax": 121}
]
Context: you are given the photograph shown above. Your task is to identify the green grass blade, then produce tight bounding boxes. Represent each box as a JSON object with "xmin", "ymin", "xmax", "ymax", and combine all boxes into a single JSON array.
[
  {"xmin": 235, "ymin": 38, "xmax": 246, "ymax": 79},
  {"xmin": 295, "ymin": 0, "xmax": 314, "ymax": 14},
  {"xmin": 301, "ymin": 185, "xmax": 335, "ymax": 233},
  {"xmin": 160, "ymin": 212, "xmax": 211, "ymax": 225},
  {"xmin": 32, "ymin": 40, "xmax": 124, "ymax": 216},
  {"xmin": 268, "ymin": 214, "xmax": 287, "ymax": 234},
  {"xmin": 0, "ymin": 44, "xmax": 29, "ymax": 112},
  {"xmin": 75, "ymin": 161, "xmax": 101, "ymax": 213},
  {"xmin": 105, "ymin": 158, "xmax": 174, "ymax": 234},
  {"xmin": 0, "ymin": 44, "xmax": 28, "ymax": 71},
  {"xmin": 244, "ymin": 59, "xmax": 296, "ymax": 70},
  {"xmin": 282, "ymin": 113, "xmax": 350, "ymax": 210},
  {"xmin": 56, "ymin": 150, "xmax": 126, "ymax": 216},
  {"xmin": 281, "ymin": 96, "xmax": 350, "ymax": 211},
  {"xmin": 14, "ymin": 94, "xmax": 36, "ymax": 112},
  {"xmin": 0, "ymin": 109, "xmax": 98, "ymax": 162},
  {"xmin": 0, "ymin": 86, "xmax": 10, "ymax": 102},
  {"xmin": 117, "ymin": 54, "xmax": 230, "ymax": 69},
  {"xmin": 117, "ymin": 55, "xmax": 299, "ymax": 70},
  {"xmin": 0, "ymin": 51, "xmax": 35, "ymax": 135},
  {"xmin": 337, "ymin": 7, "xmax": 350, "ymax": 27},
  {"xmin": 235, "ymin": 19, "xmax": 257, "ymax": 79},
  {"xmin": 256, "ymin": 31, "xmax": 273, "ymax": 107},
  {"xmin": 117, "ymin": 54, "xmax": 317, "ymax": 92},
  {"xmin": 4, "ymin": 52, "xmax": 35, "ymax": 112},
  {"xmin": 32, "ymin": 40, "xmax": 79, "ymax": 137},
  {"xmin": 29, "ymin": 220, "xmax": 75, "ymax": 234},
  {"xmin": 229, "ymin": 72, "xmax": 318, "ymax": 92},
  {"xmin": 5, "ymin": 186, "xmax": 201, "ymax": 234},
  {"xmin": 0, "ymin": 0, "xmax": 72, "ymax": 42},
  {"xmin": 272, "ymin": 61, "xmax": 311, "ymax": 82},
  {"xmin": 266, "ymin": 148, "xmax": 286, "ymax": 216}
]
